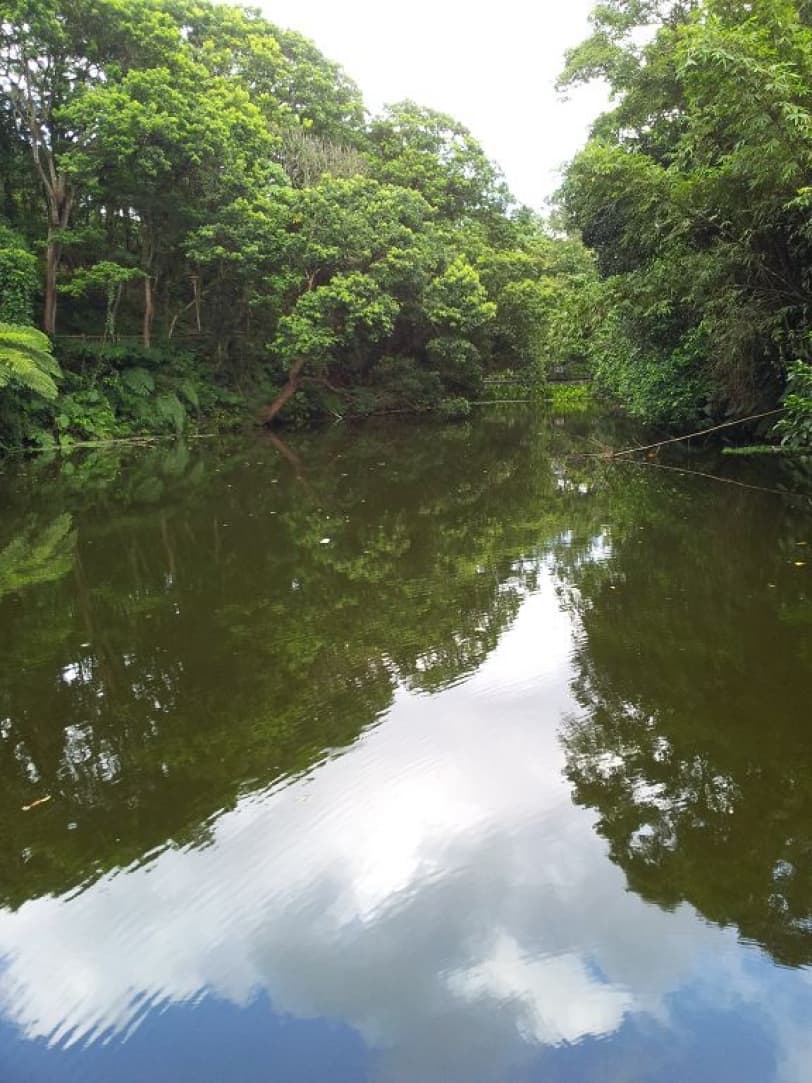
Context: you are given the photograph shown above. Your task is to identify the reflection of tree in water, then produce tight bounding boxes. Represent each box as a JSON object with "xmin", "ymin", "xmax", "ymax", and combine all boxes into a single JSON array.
[
  {"xmin": 0, "ymin": 410, "xmax": 593, "ymax": 909},
  {"xmin": 6, "ymin": 406, "xmax": 809, "ymax": 973},
  {"xmin": 558, "ymin": 474, "xmax": 812, "ymax": 967}
]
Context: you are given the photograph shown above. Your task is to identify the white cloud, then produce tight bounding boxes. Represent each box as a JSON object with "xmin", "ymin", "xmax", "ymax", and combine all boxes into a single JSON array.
[{"xmin": 448, "ymin": 934, "xmax": 634, "ymax": 1045}]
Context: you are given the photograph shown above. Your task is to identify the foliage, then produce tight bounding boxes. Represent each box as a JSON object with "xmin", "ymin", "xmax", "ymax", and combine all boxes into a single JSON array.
[
  {"xmin": 367, "ymin": 355, "xmax": 444, "ymax": 412},
  {"xmin": 0, "ymin": 323, "xmax": 61, "ymax": 399},
  {"xmin": 775, "ymin": 361, "xmax": 812, "ymax": 449},
  {"xmin": 721, "ymin": 444, "xmax": 788, "ymax": 457},
  {"xmin": 0, "ymin": 227, "xmax": 38, "ymax": 324},
  {"xmin": 435, "ymin": 396, "xmax": 472, "ymax": 420},
  {"xmin": 558, "ymin": 0, "xmax": 812, "ymax": 428},
  {"xmin": 367, "ymin": 101, "xmax": 509, "ymax": 221},
  {"xmin": 280, "ymin": 129, "xmax": 367, "ymax": 187},
  {"xmin": 547, "ymin": 382, "xmax": 593, "ymax": 413},
  {"xmin": 0, "ymin": 0, "xmax": 593, "ymax": 446},
  {"xmin": 0, "ymin": 336, "xmax": 249, "ymax": 448},
  {"xmin": 61, "ymin": 263, "xmax": 145, "ymax": 340}
]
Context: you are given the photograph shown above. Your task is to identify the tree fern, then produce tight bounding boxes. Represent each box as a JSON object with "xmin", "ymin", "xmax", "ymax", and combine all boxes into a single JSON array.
[
  {"xmin": 120, "ymin": 366, "xmax": 155, "ymax": 397},
  {"xmin": 154, "ymin": 391, "xmax": 186, "ymax": 434},
  {"xmin": 0, "ymin": 323, "xmax": 62, "ymax": 400}
]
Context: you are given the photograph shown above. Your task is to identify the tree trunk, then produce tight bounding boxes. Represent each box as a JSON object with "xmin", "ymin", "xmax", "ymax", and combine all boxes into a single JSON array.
[
  {"xmin": 193, "ymin": 275, "xmax": 202, "ymax": 332},
  {"xmin": 260, "ymin": 357, "xmax": 307, "ymax": 424},
  {"xmin": 110, "ymin": 282, "xmax": 124, "ymax": 342},
  {"xmin": 43, "ymin": 232, "xmax": 60, "ymax": 336},
  {"xmin": 41, "ymin": 185, "xmax": 73, "ymax": 336},
  {"xmin": 141, "ymin": 221, "xmax": 156, "ymax": 348},
  {"xmin": 143, "ymin": 274, "xmax": 154, "ymax": 348}
]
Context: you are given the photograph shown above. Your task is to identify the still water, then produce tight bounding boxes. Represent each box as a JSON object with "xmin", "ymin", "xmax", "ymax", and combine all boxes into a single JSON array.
[{"xmin": 0, "ymin": 407, "xmax": 810, "ymax": 1082}]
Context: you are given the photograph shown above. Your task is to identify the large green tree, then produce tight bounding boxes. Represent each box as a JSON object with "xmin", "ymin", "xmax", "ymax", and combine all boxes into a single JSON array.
[{"xmin": 0, "ymin": 0, "xmax": 182, "ymax": 334}]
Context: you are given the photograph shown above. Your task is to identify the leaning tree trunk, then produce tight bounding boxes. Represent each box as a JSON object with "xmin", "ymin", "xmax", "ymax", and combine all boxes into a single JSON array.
[{"xmin": 260, "ymin": 357, "xmax": 307, "ymax": 425}]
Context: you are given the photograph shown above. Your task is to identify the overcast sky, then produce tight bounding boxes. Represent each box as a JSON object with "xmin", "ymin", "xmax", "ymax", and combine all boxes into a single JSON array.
[{"xmin": 256, "ymin": 0, "xmax": 608, "ymax": 208}]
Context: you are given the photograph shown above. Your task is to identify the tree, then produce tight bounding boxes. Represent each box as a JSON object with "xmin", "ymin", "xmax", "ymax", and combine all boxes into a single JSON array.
[
  {"xmin": 259, "ymin": 176, "xmax": 435, "ymax": 421},
  {"xmin": 558, "ymin": 0, "xmax": 812, "ymax": 425},
  {"xmin": 368, "ymin": 101, "xmax": 509, "ymax": 223},
  {"xmin": 60, "ymin": 261, "xmax": 144, "ymax": 341},
  {"xmin": 173, "ymin": 2, "xmax": 366, "ymax": 143},
  {"xmin": 64, "ymin": 58, "xmax": 275, "ymax": 346},
  {"xmin": 0, "ymin": 0, "xmax": 91, "ymax": 333},
  {"xmin": 264, "ymin": 272, "xmax": 400, "ymax": 421},
  {"xmin": 0, "ymin": 0, "xmax": 183, "ymax": 334},
  {"xmin": 0, "ymin": 0, "xmax": 591, "ymax": 445}
]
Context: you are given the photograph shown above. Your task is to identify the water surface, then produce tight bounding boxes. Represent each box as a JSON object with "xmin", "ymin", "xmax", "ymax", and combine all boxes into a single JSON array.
[{"xmin": 0, "ymin": 409, "xmax": 810, "ymax": 1082}]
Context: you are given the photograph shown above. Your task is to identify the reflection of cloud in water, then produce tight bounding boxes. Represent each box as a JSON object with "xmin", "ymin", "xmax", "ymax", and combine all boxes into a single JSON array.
[
  {"xmin": 448, "ymin": 934, "xmax": 634, "ymax": 1045},
  {"xmin": 0, "ymin": 577, "xmax": 810, "ymax": 1081}
]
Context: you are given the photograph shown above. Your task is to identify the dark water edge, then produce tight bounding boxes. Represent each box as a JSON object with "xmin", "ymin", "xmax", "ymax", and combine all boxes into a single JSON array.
[{"xmin": 0, "ymin": 405, "xmax": 810, "ymax": 1083}]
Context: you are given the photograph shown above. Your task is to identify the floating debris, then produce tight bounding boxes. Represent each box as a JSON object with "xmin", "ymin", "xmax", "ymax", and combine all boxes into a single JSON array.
[{"xmin": 22, "ymin": 795, "xmax": 52, "ymax": 812}]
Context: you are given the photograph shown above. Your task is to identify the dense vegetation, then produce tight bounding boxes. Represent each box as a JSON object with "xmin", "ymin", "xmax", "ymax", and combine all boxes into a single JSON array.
[
  {"xmin": 558, "ymin": 0, "xmax": 812, "ymax": 439},
  {"xmin": 0, "ymin": 0, "xmax": 592, "ymax": 450},
  {"xmin": 5, "ymin": 0, "xmax": 812, "ymax": 450}
]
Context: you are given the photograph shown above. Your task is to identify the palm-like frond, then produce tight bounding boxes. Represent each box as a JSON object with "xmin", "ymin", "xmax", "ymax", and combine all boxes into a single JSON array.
[{"xmin": 0, "ymin": 323, "xmax": 62, "ymax": 400}]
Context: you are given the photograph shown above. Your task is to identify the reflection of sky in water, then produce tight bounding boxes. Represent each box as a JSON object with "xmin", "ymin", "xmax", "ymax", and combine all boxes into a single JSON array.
[{"xmin": 1, "ymin": 573, "xmax": 811, "ymax": 1083}]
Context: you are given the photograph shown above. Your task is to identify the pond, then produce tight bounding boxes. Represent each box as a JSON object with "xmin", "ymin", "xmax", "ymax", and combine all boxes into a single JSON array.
[{"xmin": 0, "ymin": 407, "xmax": 810, "ymax": 1083}]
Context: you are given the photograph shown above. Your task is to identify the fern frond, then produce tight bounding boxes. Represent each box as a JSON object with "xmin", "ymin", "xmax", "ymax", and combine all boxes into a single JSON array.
[
  {"xmin": 177, "ymin": 378, "xmax": 199, "ymax": 410},
  {"xmin": 154, "ymin": 392, "xmax": 186, "ymax": 434},
  {"xmin": 120, "ymin": 366, "xmax": 155, "ymax": 397},
  {"xmin": 0, "ymin": 323, "xmax": 61, "ymax": 400}
]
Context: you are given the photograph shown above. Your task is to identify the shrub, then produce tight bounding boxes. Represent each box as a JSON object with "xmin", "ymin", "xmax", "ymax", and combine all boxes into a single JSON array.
[
  {"xmin": 435, "ymin": 396, "xmax": 471, "ymax": 420},
  {"xmin": 774, "ymin": 362, "xmax": 812, "ymax": 449}
]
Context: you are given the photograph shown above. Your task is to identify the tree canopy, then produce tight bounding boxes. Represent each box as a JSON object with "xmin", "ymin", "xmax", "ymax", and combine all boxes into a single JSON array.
[
  {"xmin": 5, "ymin": 0, "xmax": 812, "ymax": 444},
  {"xmin": 558, "ymin": 0, "xmax": 812, "ymax": 432},
  {"xmin": 0, "ymin": 0, "xmax": 592, "ymax": 448}
]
